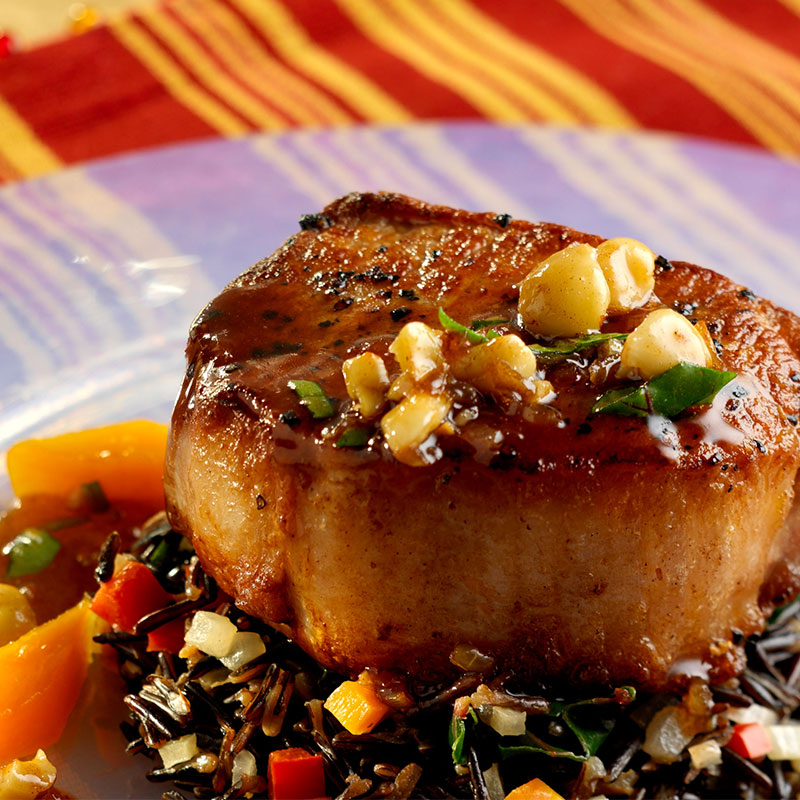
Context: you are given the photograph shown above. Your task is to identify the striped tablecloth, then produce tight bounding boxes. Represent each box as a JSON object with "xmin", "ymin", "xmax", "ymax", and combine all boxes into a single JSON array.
[{"xmin": 0, "ymin": 0, "xmax": 799, "ymax": 184}]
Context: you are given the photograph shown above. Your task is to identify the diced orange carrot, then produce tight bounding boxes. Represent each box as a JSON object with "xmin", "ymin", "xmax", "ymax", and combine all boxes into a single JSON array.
[
  {"xmin": 505, "ymin": 778, "xmax": 565, "ymax": 800},
  {"xmin": 0, "ymin": 598, "xmax": 94, "ymax": 764},
  {"xmin": 7, "ymin": 420, "xmax": 168, "ymax": 510},
  {"xmin": 323, "ymin": 679, "xmax": 391, "ymax": 735}
]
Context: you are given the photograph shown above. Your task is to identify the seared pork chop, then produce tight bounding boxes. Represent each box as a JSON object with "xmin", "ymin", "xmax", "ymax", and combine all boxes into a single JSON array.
[{"xmin": 165, "ymin": 193, "xmax": 800, "ymax": 689}]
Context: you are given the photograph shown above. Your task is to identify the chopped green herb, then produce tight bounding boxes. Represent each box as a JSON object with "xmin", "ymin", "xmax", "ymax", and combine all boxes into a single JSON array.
[
  {"xmin": 3, "ymin": 528, "xmax": 62, "ymax": 579},
  {"xmin": 471, "ymin": 318, "xmax": 508, "ymax": 331},
  {"xmin": 498, "ymin": 689, "xmax": 630, "ymax": 763},
  {"xmin": 288, "ymin": 379, "xmax": 335, "ymax": 419},
  {"xmin": 79, "ymin": 480, "xmax": 110, "ymax": 512},
  {"xmin": 438, "ymin": 308, "xmax": 500, "ymax": 344},
  {"xmin": 335, "ymin": 428, "xmax": 371, "ymax": 448},
  {"xmin": 592, "ymin": 362, "xmax": 737, "ymax": 419},
  {"xmin": 529, "ymin": 332, "xmax": 628, "ymax": 360},
  {"xmin": 42, "ymin": 516, "xmax": 88, "ymax": 532},
  {"xmin": 449, "ymin": 708, "xmax": 477, "ymax": 766}
]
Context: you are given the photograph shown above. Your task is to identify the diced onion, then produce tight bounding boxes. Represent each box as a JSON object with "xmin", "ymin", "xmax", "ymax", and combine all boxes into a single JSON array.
[
  {"xmin": 158, "ymin": 734, "xmax": 198, "ymax": 769},
  {"xmin": 767, "ymin": 725, "xmax": 800, "ymax": 760},
  {"xmin": 184, "ymin": 611, "xmax": 237, "ymax": 658},
  {"xmin": 231, "ymin": 749, "xmax": 257, "ymax": 786},
  {"xmin": 642, "ymin": 706, "xmax": 693, "ymax": 764},
  {"xmin": 725, "ymin": 704, "xmax": 779, "ymax": 727},
  {"xmin": 688, "ymin": 739, "xmax": 723, "ymax": 770},
  {"xmin": 220, "ymin": 631, "xmax": 267, "ymax": 670},
  {"xmin": 482, "ymin": 706, "xmax": 527, "ymax": 737},
  {"xmin": 482, "ymin": 763, "xmax": 505, "ymax": 800}
]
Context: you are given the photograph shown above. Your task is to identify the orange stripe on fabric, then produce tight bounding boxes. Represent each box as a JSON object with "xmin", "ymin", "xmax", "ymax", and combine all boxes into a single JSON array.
[
  {"xmin": 231, "ymin": 0, "xmax": 410, "ymax": 123},
  {"xmin": 0, "ymin": 97, "xmax": 61, "ymax": 179},
  {"xmin": 177, "ymin": 0, "xmax": 354, "ymax": 127},
  {"xmin": 336, "ymin": 0, "xmax": 531, "ymax": 121},
  {"xmin": 558, "ymin": 0, "xmax": 800, "ymax": 154},
  {"xmin": 423, "ymin": 0, "xmax": 637, "ymax": 127},
  {"xmin": 110, "ymin": 16, "xmax": 250, "ymax": 136},
  {"xmin": 140, "ymin": 5, "xmax": 288, "ymax": 129}
]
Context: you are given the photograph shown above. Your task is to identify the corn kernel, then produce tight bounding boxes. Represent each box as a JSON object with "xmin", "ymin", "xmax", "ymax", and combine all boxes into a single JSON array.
[
  {"xmin": 452, "ymin": 335, "xmax": 537, "ymax": 393},
  {"xmin": 342, "ymin": 352, "xmax": 389, "ymax": 418},
  {"xmin": 620, "ymin": 308, "xmax": 712, "ymax": 380},
  {"xmin": 0, "ymin": 584, "xmax": 36, "ymax": 647},
  {"xmin": 518, "ymin": 243, "xmax": 610, "ymax": 337},
  {"xmin": 596, "ymin": 237, "xmax": 656, "ymax": 312},
  {"xmin": 388, "ymin": 321, "xmax": 444, "ymax": 382},
  {"xmin": 381, "ymin": 393, "xmax": 452, "ymax": 463}
]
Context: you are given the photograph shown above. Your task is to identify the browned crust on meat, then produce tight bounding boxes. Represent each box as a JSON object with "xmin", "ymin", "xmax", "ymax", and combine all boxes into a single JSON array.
[{"xmin": 165, "ymin": 192, "xmax": 800, "ymax": 689}]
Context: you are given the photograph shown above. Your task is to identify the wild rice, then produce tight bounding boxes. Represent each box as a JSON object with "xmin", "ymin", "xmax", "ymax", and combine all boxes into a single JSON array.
[{"xmin": 96, "ymin": 522, "xmax": 800, "ymax": 800}]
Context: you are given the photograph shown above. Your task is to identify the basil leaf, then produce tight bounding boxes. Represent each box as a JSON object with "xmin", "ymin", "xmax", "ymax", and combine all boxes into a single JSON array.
[
  {"xmin": 335, "ymin": 428, "xmax": 371, "ymax": 448},
  {"xmin": 438, "ymin": 308, "xmax": 500, "ymax": 344},
  {"xmin": 561, "ymin": 701, "xmax": 616, "ymax": 758},
  {"xmin": 529, "ymin": 332, "xmax": 628, "ymax": 360},
  {"xmin": 3, "ymin": 528, "xmax": 62, "ymax": 578},
  {"xmin": 73, "ymin": 480, "xmax": 110, "ymax": 513},
  {"xmin": 288, "ymin": 379, "xmax": 335, "ymax": 419},
  {"xmin": 499, "ymin": 732, "xmax": 589, "ymax": 763},
  {"xmin": 592, "ymin": 362, "xmax": 737, "ymax": 419},
  {"xmin": 498, "ymin": 689, "xmax": 631, "ymax": 763},
  {"xmin": 449, "ymin": 709, "xmax": 477, "ymax": 766}
]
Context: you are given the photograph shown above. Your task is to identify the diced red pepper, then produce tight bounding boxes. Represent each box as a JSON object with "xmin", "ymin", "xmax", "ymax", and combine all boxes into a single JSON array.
[
  {"xmin": 268, "ymin": 747, "xmax": 326, "ymax": 800},
  {"xmin": 727, "ymin": 722, "xmax": 773, "ymax": 760},
  {"xmin": 90, "ymin": 561, "xmax": 171, "ymax": 632},
  {"xmin": 146, "ymin": 615, "xmax": 186, "ymax": 654}
]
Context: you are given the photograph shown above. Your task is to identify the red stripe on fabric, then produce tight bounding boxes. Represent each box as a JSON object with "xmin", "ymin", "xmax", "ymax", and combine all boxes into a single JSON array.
[
  {"xmin": 284, "ymin": 0, "xmax": 482, "ymax": 120},
  {"xmin": 203, "ymin": 1, "xmax": 351, "ymax": 125},
  {"xmin": 0, "ymin": 27, "xmax": 217, "ymax": 166},
  {"xmin": 704, "ymin": 0, "xmax": 800, "ymax": 60},
  {"xmin": 159, "ymin": 3, "xmax": 295, "ymax": 126},
  {"xmin": 473, "ymin": 0, "xmax": 761, "ymax": 147}
]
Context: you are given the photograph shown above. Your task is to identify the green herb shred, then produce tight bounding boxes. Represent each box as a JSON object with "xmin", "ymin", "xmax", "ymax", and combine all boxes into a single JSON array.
[
  {"xmin": 288, "ymin": 379, "xmax": 335, "ymax": 419},
  {"xmin": 3, "ymin": 528, "xmax": 62, "ymax": 579},
  {"xmin": 438, "ymin": 308, "xmax": 500, "ymax": 344},
  {"xmin": 335, "ymin": 428, "xmax": 371, "ymax": 448},
  {"xmin": 529, "ymin": 332, "xmax": 628, "ymax": 360}
]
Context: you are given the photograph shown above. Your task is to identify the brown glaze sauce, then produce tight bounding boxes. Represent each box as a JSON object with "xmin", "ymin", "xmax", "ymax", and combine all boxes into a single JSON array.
[
  {"xmin": 0, "ymin": 495, "xmax": 158, "ymax": 623},
  {"xmin": 180, "ymin": 211, "xmax": 800, "ymax": 479}
]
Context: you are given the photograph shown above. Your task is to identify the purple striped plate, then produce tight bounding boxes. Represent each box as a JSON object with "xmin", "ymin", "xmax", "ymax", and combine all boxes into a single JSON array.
[{"xmin": 1, "ymin": 122, "xmax": 799, "ymax": 796}]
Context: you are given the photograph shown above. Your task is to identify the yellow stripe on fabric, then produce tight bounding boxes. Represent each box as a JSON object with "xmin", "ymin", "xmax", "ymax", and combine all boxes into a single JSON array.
[
  {"xmin": 178, "ymin": 0, "xmax": 353, "ymax": 127},
  {"xmin": 432, "ymin": 0, "xmax": 637, "ymax": 128},
  {"xmin": 398, "ymin": 0, "xmax": 581, "ymax": 122},
  {"xmin": 633, "ymin": 0, "xmax": 800, "ymax": 148},
  {"xmin": 558, "ymin": 0, "xmax": 800, "ymax": 154},
  {"xmin": 139, "ymin": 6, "xmax": 285, "ymax": 130},
  {"xmin": 335, "ymin": 0, "xmax": 528, "ymax": 121},
  {"xmin": 662, "ymin": 0, "xmax": 800, "ymax": 115},
  {"xmin": 778, "ymin": 0, "xmax": 800, "ymax": 16},
  {"xmin": 390, "ymin": 0, "xmax": 579, "ymax": 122},
  {"xmin": 110, "ymin": 17, "xmax": 249, "ymax": 136},
  {"xmin": 0, "ymin": 97, "xmax": 61, "ymax": 178},
  {"xmin": 232, "ymin": 0, "xmax": 411, "ymax": 123}
]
